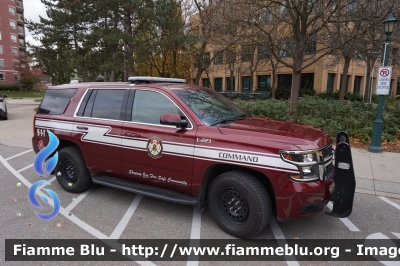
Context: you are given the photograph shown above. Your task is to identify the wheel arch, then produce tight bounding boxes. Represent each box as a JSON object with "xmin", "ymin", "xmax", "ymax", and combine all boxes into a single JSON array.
[{"xmin": 199, "ymin": 164, "xmax": 276, "ymax": 216}]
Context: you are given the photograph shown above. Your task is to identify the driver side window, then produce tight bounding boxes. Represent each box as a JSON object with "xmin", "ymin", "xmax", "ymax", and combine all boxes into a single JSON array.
[{"xmin": 132, "ymin": 90, "xmax": 180, "ymax": 125}]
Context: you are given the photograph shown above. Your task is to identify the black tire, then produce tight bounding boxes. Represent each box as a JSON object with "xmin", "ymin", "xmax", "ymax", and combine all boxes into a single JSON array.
[
  {"xmin": 208, "ymin": 171, "xmax": 271, "ymax": 238},
  {"xmin": 54, "ymin": 146, "xmax": 92, "ymax": 193}
]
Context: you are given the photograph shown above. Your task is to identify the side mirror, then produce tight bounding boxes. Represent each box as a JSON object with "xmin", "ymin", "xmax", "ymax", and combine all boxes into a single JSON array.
[
  {"xmin": 3, "ymin": 94, "xmax": 7, "ymax": 99},
  {"xmin": 160, "ymin": 113, "xmax": 188, "ymax": 130}
]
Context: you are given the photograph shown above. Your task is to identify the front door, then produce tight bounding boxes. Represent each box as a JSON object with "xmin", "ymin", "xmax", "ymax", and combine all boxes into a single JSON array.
[{"xmin": 122, "ymin": 89, "xmax": 196, "ymax": 195}]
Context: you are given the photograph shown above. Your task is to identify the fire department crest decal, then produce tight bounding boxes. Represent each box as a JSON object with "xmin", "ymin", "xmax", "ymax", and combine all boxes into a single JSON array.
[{"xmin": 147, "ymin": 137, "xmax": 163, "ymax": 159}]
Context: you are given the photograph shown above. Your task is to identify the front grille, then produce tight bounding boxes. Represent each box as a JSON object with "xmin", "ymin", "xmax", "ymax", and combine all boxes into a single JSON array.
[
  {"xmin": 321, "ymin": 145, "xmax": 334, "ymax": 159},
  {"xmin": 318, "ymin": 143, "xmax": 334, "ymax": 180}
]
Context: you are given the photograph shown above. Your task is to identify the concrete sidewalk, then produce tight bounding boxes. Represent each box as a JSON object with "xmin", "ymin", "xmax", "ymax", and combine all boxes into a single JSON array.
[{"xmin": 352, "ymin": 148, "xmax": 400, "ymax": 199}]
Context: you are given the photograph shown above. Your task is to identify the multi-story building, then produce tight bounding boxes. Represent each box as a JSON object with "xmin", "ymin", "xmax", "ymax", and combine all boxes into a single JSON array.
[
  {"xmin": 0, "ymin": 0, "xmax": 26, "ymax": 85},
  {"xmin": 191, "ymin": 46, "xmax": 400, "ymax": 98}
]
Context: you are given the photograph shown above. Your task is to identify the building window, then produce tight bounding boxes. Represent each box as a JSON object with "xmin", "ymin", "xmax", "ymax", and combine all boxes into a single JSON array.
[
  {"xmin": 0, "ymin": 73, "xmax": 5, "ymax": 81},
  {"xmin": 241, "ymin": 45, "xmax": 255, "ymax": 62},
  {"xmin": 19, "ymin": 39, "xmax": 25, "ymax": 47},
  {"xmin": 214, "ymin": 78, "xmax": 222, "ymax": 92},
  {"xmin": 226, "ymin": 77, "xmax": 235, "ymax": 91},
  {"xmin": 9, "ymin": 6, "xmax": 15, "ymax": 15},
  {"xmin": 242, "ymin": 76, "xmax": 252, "ymax": 91},
  {"xmin": 0, "ymin": 46, "xmax": 3, "ymax": 54},
  {"xmin": 202, "ymin": 53, "xmax": 210, "ymax": 66},
  {"xmin": 20, "ymin": 51, "xmax": 25, "ymax": 56},
  {"xmin": 0, "ymin": 60, "xmax": 4, "ymax": 68},
  {"xmin": 258, "ymin": 75, "xmax": 271, "ymax": 91},
  {"xmin": 12, "ymin": 47, "xmax": 18, "ymax": 55},
  {"xmin": 226, "ymin": 48, "xmax": 236, "ymax": 64},
  {"xmin": 11, "ymin": 34, "xmax": 17, "ymax": 42},
  {"xmin": 14, "ymin": 73, "xmax": 20, "ymax": 82},
  {"xmin": 300, "ymin": 73, "xmax": 314, "ymax": 89},
  {"xmin": 278, "ymin": 74, "xmax": 292, "ymax": 89},
  {"xmin": 10, "ymin": 20, "xmax": 17, "ymax": 29},
  {"xmin": 202, "ymin": 78, "xmax": 210, "ymax": 88},
  {"xmin": 257, "ymin": 45, "xmax": 270, "ymax": 61},
  {"xmin": 0, "ymin": 32, "xmax": 2, "ymax": 40},
  {"xmin": 279, "ymin": 38, "xmax": 293, "ymax": 57},
  {"xmin": 18, "ymin": 26, "xmax": 24, "ymax": 35},
  {"xmin": 214, "ymin": 52, "xmax": 223, "ymax": 65},
  {"xmin": 17, "ymin": 14, "xmax": 23, "ymax": 22},
  {"xmin": 353, "ymin": 76, "xmax": 362, "ymax": 94},
  {"xmin": 305, "ymin": 35, "xmax": 317, "ymax": 55},
  {"xmin": 327, "ymin": 73, "xmax": 335, "ymax": 92}
]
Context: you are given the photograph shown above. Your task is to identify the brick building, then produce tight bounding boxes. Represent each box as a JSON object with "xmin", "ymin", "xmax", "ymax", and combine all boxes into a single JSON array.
[{"xmin": 0, "ymin": 0, "xmax": 26, "ymax": 86}]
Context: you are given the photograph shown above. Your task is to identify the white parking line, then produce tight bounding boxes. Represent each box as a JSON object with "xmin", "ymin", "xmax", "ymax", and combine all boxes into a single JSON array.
[
  {"xmin": 269, "ymin": 217, "xmax": 300, "ymax": 266},
  {"xmin": 64, "ymin": 187, "xmax": 94, "ymax": 213},
  {"xmin": 17, "ymin": 163, "xmax": 34, "ymax": 173},
  {"xmin": 326, "ymin": 202, "xmax": 360, "ymax": 232},
  {"xmin": 0, "ymin": 154, "xmax": 156, "ymax": 266},
  {"xmin": 5, "ymin": 149, "xmax": 33, "ymax": 161},
  {"xmin": 109, "ymin": 194, "xmax": 142, "ymax": 239},
  {"xmin": 186, "ymin": 207, "xmax": 202, "ymax": 266},
  {"xmin": 379, "ymin": 196, "xmax": 400, "ymax": 211}
]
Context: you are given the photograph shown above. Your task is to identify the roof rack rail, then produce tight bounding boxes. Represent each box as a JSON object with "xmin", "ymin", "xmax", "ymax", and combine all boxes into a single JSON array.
[{"xmin": 128, "ymin": 76, "xmax": 186, "ymax": 84}]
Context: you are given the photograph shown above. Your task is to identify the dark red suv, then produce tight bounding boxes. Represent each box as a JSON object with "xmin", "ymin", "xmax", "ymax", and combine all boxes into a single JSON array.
[{"xmin": 32, "ymin": 77, "xmax": 356, "ymax": 238}]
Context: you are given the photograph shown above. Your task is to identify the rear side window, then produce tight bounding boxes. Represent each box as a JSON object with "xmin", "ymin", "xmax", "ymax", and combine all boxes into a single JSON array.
[
  {"xmin": 38, "ymin": 89, "xmax": 77, "ymax": 115},
  {"xmin": 78, "ymin": 89, "xmax": 127, "ymax": 120}
]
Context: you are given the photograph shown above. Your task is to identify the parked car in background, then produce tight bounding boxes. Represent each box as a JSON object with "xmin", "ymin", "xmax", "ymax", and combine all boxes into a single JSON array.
[{"xmin": 0, "ymin": 94, "xmax": 8, "ymax": 120}]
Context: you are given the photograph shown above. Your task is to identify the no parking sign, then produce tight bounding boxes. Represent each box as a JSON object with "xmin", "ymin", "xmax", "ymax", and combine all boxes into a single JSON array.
[{"xmin": 376, "ymin": 66, "xmax": 392, "ymax": 95}]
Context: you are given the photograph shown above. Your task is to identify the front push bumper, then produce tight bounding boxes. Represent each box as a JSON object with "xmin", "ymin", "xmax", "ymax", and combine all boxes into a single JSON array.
[{"xmin": 325, "ymin": 131, "xmax": 356, "ymax": 218}]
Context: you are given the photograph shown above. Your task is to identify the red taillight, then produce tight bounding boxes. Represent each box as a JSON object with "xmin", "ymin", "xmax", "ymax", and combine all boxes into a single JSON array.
[{"xmin": 0, "ymin": 99, "xmax": 3, "ymax": 102}]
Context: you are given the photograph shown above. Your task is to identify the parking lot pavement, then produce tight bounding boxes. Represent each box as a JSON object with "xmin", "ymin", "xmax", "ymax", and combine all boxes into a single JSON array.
[{"xmin": 1, "ymin": 144, "xmax": 400, "ymax": 266}]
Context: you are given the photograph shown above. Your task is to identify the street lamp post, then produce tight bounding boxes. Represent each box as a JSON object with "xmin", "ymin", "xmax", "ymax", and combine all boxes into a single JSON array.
[{"xmin": 368, "ymin": 13, "xmax": 397, "ymax": 153}]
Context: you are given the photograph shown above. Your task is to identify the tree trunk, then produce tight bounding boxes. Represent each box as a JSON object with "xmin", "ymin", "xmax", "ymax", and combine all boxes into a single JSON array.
[
  {"xmin": 290, "ymin": 50, "xmax": 304, "ymax": 115},
  {"xmin": 290, "ymin": 70, "xmax": 301, "ymax": 115},
  {"xmin": 271, "ymin": 68, "xmax": 277, "ymax": 99},
  {"xmin": 173, "ymin": 49, "xmax": 177, "ymax": 78},
  {"xmin": 364, "ymin": 58, "xmax": 371, "ymax": 103},
  {"xmin": 104, "ymin": 72, "xmax": 108, "ymax": 82},
  {"xmin": 339, "ymin": 56, "xmax": 352, "ymax": 101},
  {"xmin": 111, "ymin": 52, "xmax": 116, "ymax": 81}
]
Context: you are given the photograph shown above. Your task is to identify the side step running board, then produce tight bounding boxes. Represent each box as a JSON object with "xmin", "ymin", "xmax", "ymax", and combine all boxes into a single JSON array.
[
  {"xmin": 325, "ymin": 131, "xmax": 356, "ymax": 218},
  {"xmin": 92, "ymin": 175, "xmax": 198, "ymax": 205}
]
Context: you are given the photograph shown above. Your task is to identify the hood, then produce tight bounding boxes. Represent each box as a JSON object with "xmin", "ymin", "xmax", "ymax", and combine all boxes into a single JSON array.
[{"xmin": 218, "ymin": 116, "xmax": 332, "ymax": 150}]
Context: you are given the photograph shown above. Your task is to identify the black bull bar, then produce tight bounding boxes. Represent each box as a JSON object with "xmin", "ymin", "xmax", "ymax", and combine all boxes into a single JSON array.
[{"xmin": 325, "ymin": 131, "xmax": 356, "ymax": 218}]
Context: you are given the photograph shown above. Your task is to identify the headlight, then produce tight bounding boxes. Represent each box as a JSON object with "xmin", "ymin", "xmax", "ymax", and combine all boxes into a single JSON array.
[{"xmin": 280, "ymin": 151, "xmax": 321, "ymax": 181}]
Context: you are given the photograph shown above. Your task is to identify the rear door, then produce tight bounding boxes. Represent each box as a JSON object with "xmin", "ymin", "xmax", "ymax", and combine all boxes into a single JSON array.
[
  {"xmin": 121, "ymin": 88, "xmax": 196, "ymax": 195},
  {"xmin": 72, "ymin": 88, "xmax": 130, "ymax": 178}
]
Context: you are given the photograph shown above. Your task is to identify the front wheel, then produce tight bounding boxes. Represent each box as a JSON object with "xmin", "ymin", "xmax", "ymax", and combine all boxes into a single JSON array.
[
  {"xmin": 54, "ymin": 146, "xmax": 92, "ymax": 193},
  {"xmin": 208, "ymin": 171, "xmax": 271, "ymax": 238}
]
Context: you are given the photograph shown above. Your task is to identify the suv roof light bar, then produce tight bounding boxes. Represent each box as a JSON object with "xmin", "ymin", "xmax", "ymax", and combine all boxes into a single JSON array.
[{"xmin": 128, "ymin": 76, "xmax": 186, "ymax": 84}]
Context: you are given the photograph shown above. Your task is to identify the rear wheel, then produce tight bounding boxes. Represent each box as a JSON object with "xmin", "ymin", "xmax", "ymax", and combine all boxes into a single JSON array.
[
  {"xmin": 208, "ymin": 171, "xmax": 271, "ymax": 238},
  {"xmin": 54, "ymin": 146, "xmax": 92, "ymax": 193}
]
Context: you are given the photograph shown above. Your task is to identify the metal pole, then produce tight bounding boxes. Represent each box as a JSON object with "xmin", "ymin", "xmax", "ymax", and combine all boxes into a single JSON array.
[{"xmin": 368, "ymin": 32, "xmax": 392, "ymax": 153}]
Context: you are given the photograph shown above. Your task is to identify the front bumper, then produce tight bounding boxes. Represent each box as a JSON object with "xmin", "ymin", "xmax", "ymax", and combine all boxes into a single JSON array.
[{"xmin": 276, "ymin": 131, "xmax": 355, "ymax": 220}]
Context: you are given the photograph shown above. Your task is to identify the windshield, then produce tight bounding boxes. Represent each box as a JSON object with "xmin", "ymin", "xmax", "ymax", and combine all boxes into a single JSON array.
[{"xmin": 173, "ymin": 88, "xmax": 246, "ymax": 126}]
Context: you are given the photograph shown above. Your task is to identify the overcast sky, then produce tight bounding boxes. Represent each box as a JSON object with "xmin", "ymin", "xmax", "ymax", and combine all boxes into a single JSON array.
[{"xmin": 23, "ymin": 0, "xmax": 48, "ymax": 46}]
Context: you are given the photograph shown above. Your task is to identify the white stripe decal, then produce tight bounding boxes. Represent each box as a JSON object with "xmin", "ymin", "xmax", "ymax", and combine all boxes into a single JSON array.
[
  {"xmin": 36, "ymin": 119, "xmax": 74, "ymax": 131},
  {"xmin": 35, "ymin": 119, "xmax": 299, "ymax": 172}
]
